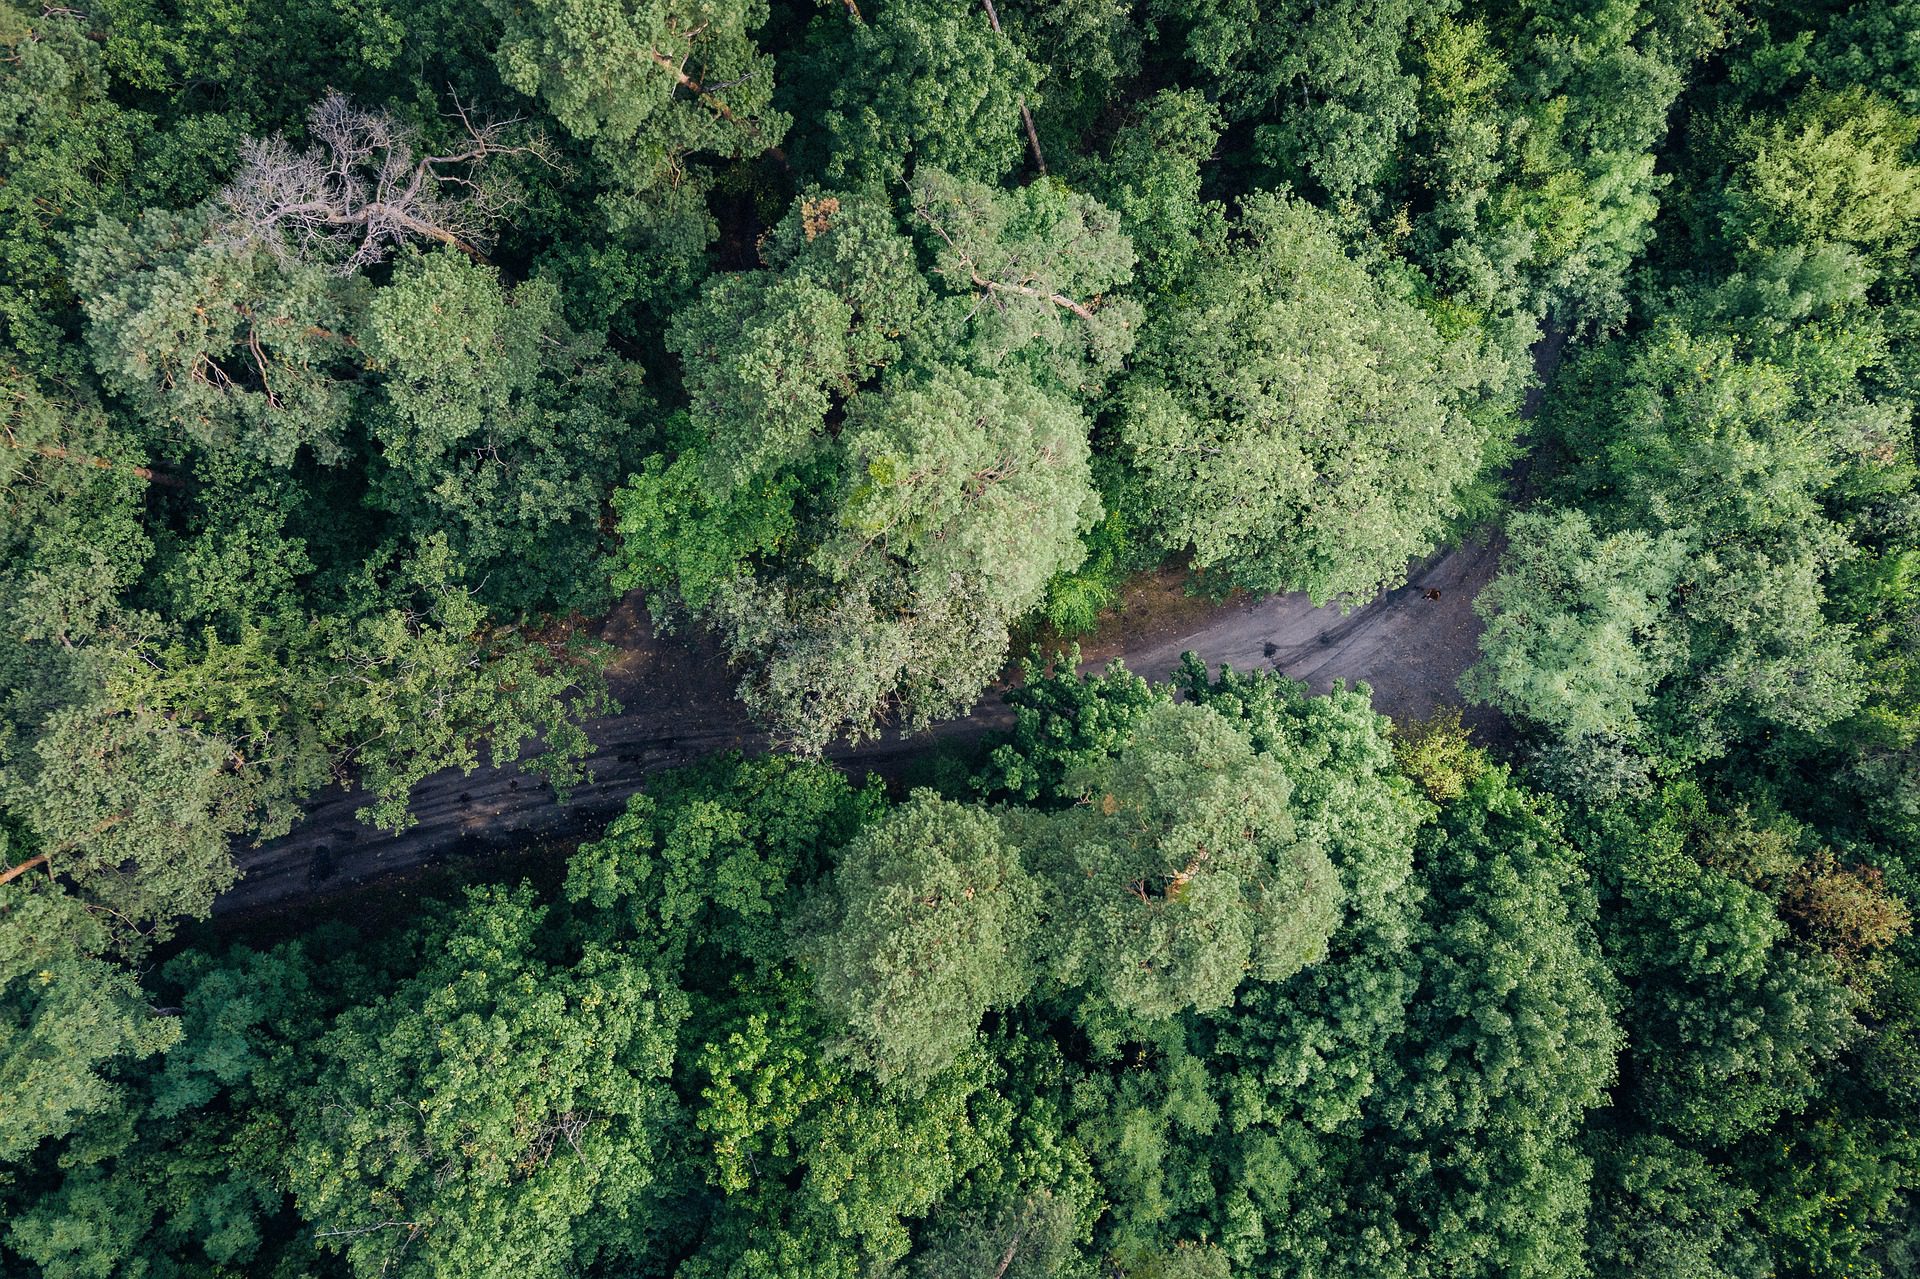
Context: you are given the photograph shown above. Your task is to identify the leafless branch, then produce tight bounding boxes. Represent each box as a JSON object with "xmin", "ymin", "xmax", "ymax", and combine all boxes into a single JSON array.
[
  {"xmin": 220, "ymin": 90, "xmax": 554, "ymax": 273},
  {"xmin": 0, "ymin": 853, "xmax": 50, "ymax": 885}
]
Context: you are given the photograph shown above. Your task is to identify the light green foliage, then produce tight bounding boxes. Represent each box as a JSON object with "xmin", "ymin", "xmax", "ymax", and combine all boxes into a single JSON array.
[
  {"xmin": 366, "ymin": 250, "xmax": 646, "ymax": 614},
  {"xmin": 908, "ymin": 167, "xmax": 1139, "ymax": 389},
  {"xmin": 800, "ymin": 793, "xmax": 1038, "ymax": 1083},
  {"xmin": 678, "ymin": 274, "xmax": 860, "ymax": 478},
  {"xmin": 0, "ymin": 883, "xmax": 178, "ymax": 1165},
  {"xmin": 1464, "ymin": 507, "xmax": 1689, "ymax": 741},
  {"xmin": 73, "ymin": 207, "xmax": 366, "ymax": 467},
  {"xmin": 665, "ymin": 189, "xmax": 926, "ymax": 488},
  {"xmin": 623, "ymin": 175, "xmax": 1139, "ymax": 749},
  {"xmin": 831, "ymin": 366, "xmax": 1099, "ymax": 613},
  {"xmin": 666, "ymin": 363, "xmax": 1098, "ymax": 750},
  {"xmin": 810, "ymin": 0, "xmax": 1040, "ymax": 187},
  {"xmin": 1723, "ymin": 88, "xmax": 1920, "ymax": 263},
  {"xmin": 1037, "ymin": 700, "xmax": 1344, "ymax": 1019},
  {"xmin": 288, "ymin": 884, "xmax": 682, "ymax": 1279},
  {"xmin": 1118, "ymin": 192, "xmax": 1503, "ymax": 603},
  {"xmin": 1391, "ymin": 706, "xmax": 1490, "ymax": 803},
  {"xmin": 704, "ymin": 558, "xmax": 1012, "ymax": 752},
  {"xmin": 610, "ymin": 445, "xmax": 802, "ymax": 607},
  {"xmin": 1474, "ymin": 310, "xmax": 1897, "ymax": 763}
]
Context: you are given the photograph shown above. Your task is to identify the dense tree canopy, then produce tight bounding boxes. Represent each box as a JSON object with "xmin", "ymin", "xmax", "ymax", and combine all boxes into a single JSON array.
[{"xmin": 5, "ymin": 0, "xmax": 1920, "ymax": 1273}]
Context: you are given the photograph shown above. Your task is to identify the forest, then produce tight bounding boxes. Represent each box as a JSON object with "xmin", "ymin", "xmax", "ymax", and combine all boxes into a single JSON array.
[{"xmin": 1, "ymin": 0, "xmax": 1916, "ymax": 1272}]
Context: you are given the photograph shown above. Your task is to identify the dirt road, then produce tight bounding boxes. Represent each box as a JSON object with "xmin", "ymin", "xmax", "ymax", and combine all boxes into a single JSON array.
[{"xmin": 212, "ymin": 539, "xmax": 1502, "ymax": 916}]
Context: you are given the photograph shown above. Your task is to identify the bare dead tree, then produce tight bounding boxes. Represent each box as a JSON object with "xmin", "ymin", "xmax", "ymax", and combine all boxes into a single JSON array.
[{"xmin": 220, "ymin": 90, "xmax": 554, "ymax": 273}]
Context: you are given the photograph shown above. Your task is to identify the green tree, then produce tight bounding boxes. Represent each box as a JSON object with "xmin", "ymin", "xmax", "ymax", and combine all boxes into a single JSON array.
[
  {"xmin": 802, "ymin": 0, "xmax": 1041, "ymax": 188},
  {"xmin": 799, "ymin": 793, "xmax": 1038, "ymax": 1084},
  {"xmin": 1595, "ymin": 796, "xmax": 1860, "ymax": 1146},
  {"xmin": 1079, "ymin": 89, "xmax": 1226, "ymax": 295},
  {"xmin": 1031, "ymin": 700, "xmax": 1344, "ymax": 1020},
  {"xmin": 664, "ymin": 189, "xmax": 927, "ymax": 490},
  {"xmin": 485, "ymin": 0, "xmax": 788, "ymax": 234},
  {"xmin": 1464, "ymin": 507, "xmax": 1689, "ymax": 742},
  {"xmin": 564, "ymin": 752, "xmax": 880, "ymax": 972},
  {"xmin": 1346, "ymin": 769, "xmax": 1621, "ymax": 1279},
  {"xmin": 682, "ymin": 973, "xmax": 1004, "ymax": 1278},
  {"xmin": 1721, "ymin": 88, "xmax": 1920, "ymax": 264},
  {"xmin": 287, "ymin": 884, "xmax": 683, "ymax": 1279},
  {"xmin": 1586, "ymin": 1133, "xmax": 1768, "ymax": 1279},
  {"xmin": 72, "ymin": 206, "xmax": 366, "ymax": 467},
  {"xmin": 909, "ymin": 1188, "xmax": 1092, "ymax": 1279},
  {"xmin": 907, "ymin": 166, "xmax": 1138, "ymax": 390},
  {"xmin": 1117, "ymin": 192, "xmax": 1504, "ymax": 603},
  {"xmin": 0, "ymin": 882, "xmax": 179, "ymax": 1165},
  {"xmin": 364, "ymin": 249, "xmax": 647, "ymax": 615},
  {"xmin": 1148, "ymin": 0, "xmax": 1437, "ymax": 206}
]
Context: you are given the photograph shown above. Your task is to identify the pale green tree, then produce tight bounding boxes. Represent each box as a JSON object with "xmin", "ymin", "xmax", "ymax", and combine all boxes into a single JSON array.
[
  {"xmin": 907, "ymin": 167, "xmax": 1138, "ymax": 389},
  {"xmin": 1033, "ymin": 700, "xmax": 1344, "ymax": 1020},
  {"xmin": 799, "ymin": 793, "xmax": 1038, "ymax": 1084},
  {"xmin": 1117, "ymin": 192, "xmax": 1503, "ymax": 603},
  {"xmin": 1463, "ymin": 507, "xmax": 1689, "ymax": 742},
  {"xmin": 72, "ymin": 207, "xmax": 365, "ymax": 467}
]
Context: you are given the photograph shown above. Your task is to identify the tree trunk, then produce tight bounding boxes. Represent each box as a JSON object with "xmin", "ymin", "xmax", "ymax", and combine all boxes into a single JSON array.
[
  {"xmin": 977, "ymin": 0, "xmax": 1046, "ymax": 175},
  {"xmin": 0, "ymin": 853, "xmax": 50, "ymax": 885}
]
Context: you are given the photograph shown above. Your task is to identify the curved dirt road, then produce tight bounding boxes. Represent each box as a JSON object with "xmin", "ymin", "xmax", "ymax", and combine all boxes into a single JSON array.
[{"xmin": 213, "ymin": 540, "xmax": 1502, "ymax": 917}]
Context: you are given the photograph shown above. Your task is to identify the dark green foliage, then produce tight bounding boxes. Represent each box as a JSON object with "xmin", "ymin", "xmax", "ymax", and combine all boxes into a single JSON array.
[
  {"xmin": 799, "ymin": 0, "xmax": 1040, "ymax": 188},
  {"xmin": 287, "ymin": 885, "xmax": 682, "ymax": 1279}
]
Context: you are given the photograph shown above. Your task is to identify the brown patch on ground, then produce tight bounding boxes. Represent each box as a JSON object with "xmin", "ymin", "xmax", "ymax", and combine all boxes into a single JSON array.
[{"xmin": 1058, "ymin": 565, "xmax": 1248, "ymax": 668}]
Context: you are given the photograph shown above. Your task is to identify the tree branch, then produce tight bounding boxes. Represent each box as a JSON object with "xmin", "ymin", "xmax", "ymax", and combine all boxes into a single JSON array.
[
  {"xmin": 0, "ymin": 853, "xmax": 49, "ymax": 885},
  {"xmin": 978, "ymin": 0, "xmax": 1045, "ymax": 175},
  {"xmin": 646, "ymin": 47, "xmax": 790, "ymax": 169}
]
